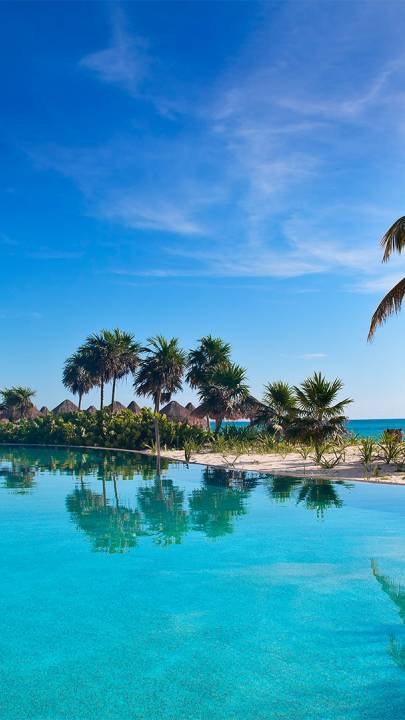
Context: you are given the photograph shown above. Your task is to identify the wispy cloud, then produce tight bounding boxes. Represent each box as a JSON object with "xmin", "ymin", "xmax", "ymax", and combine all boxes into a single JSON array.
[
  {"xmin": 80, "ymin": 7, "xmax": 148, "ymax": 95},
  {"xmin": 0, "ymin": 310, "xmax": 42, "ymax": 320},
  {"xmin": 280, "ymin": 352, "xmax": 327, "ymax": 360}
]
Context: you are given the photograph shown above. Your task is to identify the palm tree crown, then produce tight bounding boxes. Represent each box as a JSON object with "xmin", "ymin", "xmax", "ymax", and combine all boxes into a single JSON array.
[
  {"xmin": 102, "ymin": 329, "xmax": 142, "ymax": 407},
  {"xmin": 187, "ymin": 335, "xmax": 231, "ymax": 389},
  {"xmin": 293, "ymin": 372, "xmax": 352, "ymax": 444},
  {"xmin": 255, "ymin": 381, "xmax": 297, "ymax": 437},
  {"xmin": 134, "ymin": 335, "xmax": 187, "ymax": 411},
  {"xmin": 368, "ymin": 218, "xmax": 405, "ymax": 339},
  {"xmin": 134, "ymin": 335, "xmax": 187, "ymax": 467},
  {"xmin": 0, "ymin": 386, "xmax": 36, "ymax": 420},
  {"xmin": 63, "ymin": 352, "xmax": 94, "ymax": 410},
  {"xmin": 197, "ymin": 361, "xmax": 249, "ymax": 433}
]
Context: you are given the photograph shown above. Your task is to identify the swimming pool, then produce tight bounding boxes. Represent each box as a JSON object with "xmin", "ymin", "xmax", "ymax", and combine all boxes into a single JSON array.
[{"xmin": 1, "ymin": 445, "xmax": 405, "ymax": 719}]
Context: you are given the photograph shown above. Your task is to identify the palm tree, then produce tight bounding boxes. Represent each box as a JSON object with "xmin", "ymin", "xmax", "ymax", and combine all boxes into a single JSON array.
[
  {"xmin": 0, "ymin": 386, "xmax": 36, "ymax": 420},
  {"xmin": 102, "ymin": 329, "xmax": 142, "ymax": 408},
  {"xmin": 368, "ymin": 219, "xmax": 405, "ymax": 339},
  {"xmin": 79, "ymin": 332, "xmax": 112, "ymax": 412},
  {"xmin": 197, "ymin": 361, "xmax": 250, "ymax": 433},
  {"xmin": 134, "ymin": 336, "xmax": 187, "ymax": 465},
  {"xmin": 187, "ymin": 336, "xmax": 231, "ymax": 429},
  {"xmin": 293, "ymin": 372, "xmax": 352, "ymax": 445},
  {"xmin": 62, "ymin": 352, "xmax": 94, "ymax": 410},
  {"xmin": 254, "ymin": 380, "xmax": 297, "ymax": 437}
]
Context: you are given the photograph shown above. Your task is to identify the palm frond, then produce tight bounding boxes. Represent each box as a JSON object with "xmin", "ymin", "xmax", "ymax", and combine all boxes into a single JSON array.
[
  {"xmin": 368, "ymin": 276, "xmax": 405, "ymax": 340},
  {"xmin": 381, "ymin": 217, "xmax": 405, "ymax": 262}
]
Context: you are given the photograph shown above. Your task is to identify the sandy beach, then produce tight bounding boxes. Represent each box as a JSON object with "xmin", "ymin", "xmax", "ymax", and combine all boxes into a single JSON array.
[{"xmin": 155, "ymin": 445, "xmax": 405, "ymax": 485}]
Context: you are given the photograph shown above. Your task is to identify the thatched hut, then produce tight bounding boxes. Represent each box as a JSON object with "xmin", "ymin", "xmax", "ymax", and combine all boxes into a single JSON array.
[
  {"xmin": 185, "ymin": 402, "xmax": 196, "ymax": 412},
  {"xmin": 40, "ymin": 406, "xmax": 49, "ymax": 416},
  {"xmin": 188, "ymin": 405, "xmax": 210, "ymax": 429},
  {"xmin": 127, "ymin": 401, "xmax": 141, "ymax": 414},
  {"xmin": 27, "ymin": 405, "xmax": 41, "ymax": 419},
  {"xmin": 86, "ymin": 405, "xmax": 97, "ymax": 414},
  {"xmin": 107, "ymin": 401, "xmax": 126, "ymax": 414},
  {"xmin": 52, "ymin": 399, "xmax": 78, "ymax": 415},
  {"xmin": 161, "ymin": 400, "xmax": 190, "ymax": 423}
]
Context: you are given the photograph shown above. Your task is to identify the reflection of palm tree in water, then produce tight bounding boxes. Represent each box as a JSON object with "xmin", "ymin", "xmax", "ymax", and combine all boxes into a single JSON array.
[
  {"xmin": 137, "ymin": 476, "xmax": 188, "ymax": 546},
  {"xmin": 0, "ymin": 461, "xmax": 36, "ymax": 494},
  {"xmin": 188, "ymin": 466, "xmax": 255, "ymax": 539},
  {"xmin": 371, "ymin": 559, "xmax": 405, "ymax": 670},
  {"xmin": 66, "ymin": 477, "xmax": 145, "ymax": 553},
  {"xmin": 265, "ymin": 475, "xmax": 351, "ymax": 518}
]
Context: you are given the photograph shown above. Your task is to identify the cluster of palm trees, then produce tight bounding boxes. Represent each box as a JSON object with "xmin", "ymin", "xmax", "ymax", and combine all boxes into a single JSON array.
[
  {"xmin": 0, "ymin": 386, "xmax": 36, "ymax": 420},
  {"xmin": 255, "ymin": 373, "xmax": 352, "ymax": 445}
]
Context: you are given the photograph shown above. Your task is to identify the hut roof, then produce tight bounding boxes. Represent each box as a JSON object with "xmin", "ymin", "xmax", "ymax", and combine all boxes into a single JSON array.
[
  {"xmin": 40, "ymin": 406, "xmax": 49, "ymax": 416},
  {"xmin": 127, "ymin": 401, "xmax": 141, "ymax": 414},
  {"xmin": 27, "ymin": 405, "xmax": 41, "ymax": 418},
  {"xmin": 161, "ymin": 400, "xmax": 190, "ymax": 422},
  {"xmin": 52, "ymin": 399, "xmax": 78, "ymax": 415},
  {"xmin": 86, "ymin": 405, "xmax": 97, "ymax": 414},
  {"xmin": 185, "ymin": 402, "xmax": 196, "ymax": 412},
  {"xmin": 190, "ymin": 404, "xmax": 209, "ymax": 419},
  {"xmin": 107, "ymin": 401, "xmax": 126, "ymax": 413}
]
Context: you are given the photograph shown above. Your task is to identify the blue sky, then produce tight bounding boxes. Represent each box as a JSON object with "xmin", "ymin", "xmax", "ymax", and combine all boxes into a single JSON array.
[{"xmin": 1, "ymin": 0, "xmax": 405, "ymax": 417}]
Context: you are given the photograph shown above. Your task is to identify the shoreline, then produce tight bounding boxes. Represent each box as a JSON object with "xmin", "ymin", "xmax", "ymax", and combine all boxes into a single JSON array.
[{"xmin": 2, "ymin": 441, "xmax": 405, "ymax": 486}]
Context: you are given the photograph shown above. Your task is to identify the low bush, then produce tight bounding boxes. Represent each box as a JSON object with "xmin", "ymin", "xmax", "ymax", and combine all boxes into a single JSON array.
[{"xmin": 0, "ymin": 409, "xmax": 209, "ymax": 451}]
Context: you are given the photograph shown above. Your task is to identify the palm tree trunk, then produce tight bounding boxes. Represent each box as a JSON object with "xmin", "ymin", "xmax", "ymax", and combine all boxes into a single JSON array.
[
  {"xmin": 100, "ymin": 380, "xmax": 104, "ymax": 412},
  {"xmin": 111, "ymin": 375, "xmax": 116, "ymax": 411},
  {"xmin": 215, "ymin": 415, "xmax": 223, "ymax": 434},
  {"xmin": 78, "ymin": 393, "xmax": 82, "ymax": 411},
  {"xmin": 154, "ymin": 391, "xmax": 161, "ymax": 475},
  {"xmin": 206, "ymin": 415, "xmax": 211, "ymax": 432}
]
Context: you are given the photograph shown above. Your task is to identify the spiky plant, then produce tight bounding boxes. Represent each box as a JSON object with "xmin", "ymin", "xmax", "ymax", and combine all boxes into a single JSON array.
[
  {"xmin": 254, "ymin": 380, "xmax": 297, "ymax": 437},
  {"xmin": 292, "ymin": 372, "xmax": 352, "ymax": 446}
]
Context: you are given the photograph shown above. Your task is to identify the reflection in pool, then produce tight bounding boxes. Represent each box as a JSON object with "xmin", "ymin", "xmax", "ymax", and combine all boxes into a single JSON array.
[{"xmin": 2, "ymin": 445, "xmax": 405, "ymax": 719}]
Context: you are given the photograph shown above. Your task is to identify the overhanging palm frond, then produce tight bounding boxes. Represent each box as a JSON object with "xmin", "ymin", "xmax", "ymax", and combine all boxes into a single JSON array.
[
  {"xmin": 381, "ymin": 216, "xmax": 405, "ymax": 262},
  {"xmin": 368, "ymin": 276, "xmax": 405, "ymax": 340}
]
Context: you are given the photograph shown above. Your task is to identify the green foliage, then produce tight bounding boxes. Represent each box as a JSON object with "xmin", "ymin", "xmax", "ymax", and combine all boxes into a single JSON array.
[
  {"xmin": 0, "ymin": 409, "xmax": 208, "ymax": 451},
  {"xmin": 377, "ymin": 430, "xmax": 405, "ymax": 465},
  {"xmin": 0, "ymin": 386, "xmax": 36, "ymax": 420},
  {"xmin": 358, "ymin": 437, "xmax": 375, "ymax": 470}
]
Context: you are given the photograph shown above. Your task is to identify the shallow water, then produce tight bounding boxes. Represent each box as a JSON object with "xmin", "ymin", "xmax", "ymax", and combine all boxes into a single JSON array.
[{"xmin": 1, "ymin": 446, "xmax": 405, "ymax": 719}]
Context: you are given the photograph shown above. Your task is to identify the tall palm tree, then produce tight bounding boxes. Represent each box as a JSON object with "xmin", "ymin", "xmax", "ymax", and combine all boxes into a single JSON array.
[
  {"xmin": 293, "ymin": 372, "xmax": 352, "ymax": 445},
  {"xmin": 254, "ymin": 380, "xmax": 297, "ymax": 437},
  {"xmin": 62, "ymin": 352, "xmax": 94, "ymax": 410},
  {"xmin": 0, "ymin": 386, "xmax": 36, "ymax": 420},
  {"xmin": 187, "ymin": 336, "xmax": 231, "ymax": 430},
  {"xmin": 368, "ymin": 219, "xmax": 405, "ymax": 339},
  {"xmin": 102, "ymin": 329, "xmax": 142, "ymax": 408},
  {"xmin": 79, "ymin": 332, "xmax": 112, "ymax": 412},
  {"xmin": 197, "ymin": 362, "xmax": 250, "ymax": 433},
  {"xmin": 134, "ymin": 336, "xmax": 187, "ymax": 465}
]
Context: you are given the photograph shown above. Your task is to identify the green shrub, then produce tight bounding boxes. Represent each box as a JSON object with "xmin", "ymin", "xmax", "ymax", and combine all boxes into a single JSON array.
[{"xmin": 0, "ymin": 409, "xmax": 209, "ymax": 451}]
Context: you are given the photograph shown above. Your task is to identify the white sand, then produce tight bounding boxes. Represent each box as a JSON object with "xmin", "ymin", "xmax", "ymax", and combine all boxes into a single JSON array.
[{"xmin": 154, "ymin": 446, "xmax": 405, "ymax": 485}]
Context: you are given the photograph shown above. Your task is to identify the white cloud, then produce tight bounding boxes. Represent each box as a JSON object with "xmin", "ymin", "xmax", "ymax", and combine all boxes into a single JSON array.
[{"xmin": 80, "ymin": 7, "xmax": 148, "ymax": 96}]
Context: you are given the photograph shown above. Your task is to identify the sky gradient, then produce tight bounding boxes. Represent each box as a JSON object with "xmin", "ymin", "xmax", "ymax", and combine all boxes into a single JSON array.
[{"xmin": 1, "ymin": 0, "xmax": 405, "ymax": 417}]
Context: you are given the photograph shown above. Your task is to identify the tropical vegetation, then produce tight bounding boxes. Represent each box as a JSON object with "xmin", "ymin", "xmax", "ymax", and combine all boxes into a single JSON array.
[{"xmin": 368, "ymin": 218, "xmax": 405, "ymax": 339}]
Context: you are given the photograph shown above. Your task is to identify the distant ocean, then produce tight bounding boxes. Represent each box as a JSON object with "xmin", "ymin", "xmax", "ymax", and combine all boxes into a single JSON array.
[{"xmin": 213, "ymin": 419, "xmax": 405, "ymax": 439}]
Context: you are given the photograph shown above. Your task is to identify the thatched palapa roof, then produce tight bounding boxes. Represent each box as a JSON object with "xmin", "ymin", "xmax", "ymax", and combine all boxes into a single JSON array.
[
  {"xmin": 107, "ymin": 401, "xmax": 126, "ymax": 414},
  {"xmin": 161, "ymin": 400, "xmax": 190, "ymax": 422},
  {"xmin": 52, "ymin": 399, "xmax": 78, "ymax": 415},
  {"xmin": 86, "ymin": 405, "xmax": 97, "ymax": 414},
  {"xmin": 127, "ymin": 401, "xmax": 141, "ymax": 414},
  {"xmin": 185, "ymin": 402, "xmax": 196, "ymax": 412},
  {"xmin": 40, "ymin": 406, "xmax": 49, "ymax": 416}
]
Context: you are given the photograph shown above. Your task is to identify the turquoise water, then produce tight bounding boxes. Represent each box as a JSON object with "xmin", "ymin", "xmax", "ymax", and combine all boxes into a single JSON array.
[
  {"xmin": 2, "ymin": 446, "xmax": 405, "ymax": 719},
  {"xmin": 215, "ymin": 418, "xmax": 405, "ymax": 438}
]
